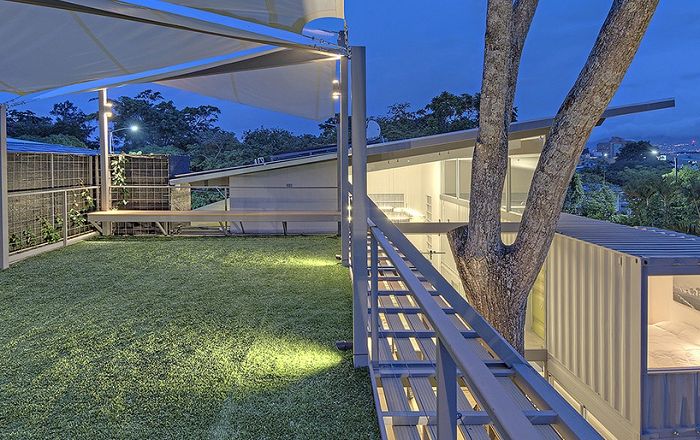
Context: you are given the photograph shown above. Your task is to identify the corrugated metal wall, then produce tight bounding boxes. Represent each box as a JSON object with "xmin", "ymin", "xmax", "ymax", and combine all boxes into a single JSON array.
[{"xmin": 547, "ymin": 234, "xmax": 642, "ymax": 438}]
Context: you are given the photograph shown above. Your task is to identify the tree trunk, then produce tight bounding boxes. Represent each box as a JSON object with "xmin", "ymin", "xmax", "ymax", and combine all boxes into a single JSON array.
[{"xmin": 449, "ymin": 0, "xmax": 659, "ymax": 354}]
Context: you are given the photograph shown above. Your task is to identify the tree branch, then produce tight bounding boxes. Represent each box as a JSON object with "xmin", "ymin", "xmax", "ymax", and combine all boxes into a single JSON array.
[
  {"xmin": 466, "ymin": 0, "xmax": 513, "ymax": 253},
  {"xmin": 465, "ymin": 0, "xmax": 537, "ymax": 256},
  {"xmin": 505, "ymin": 0, "xmax": 538, "ymax": 126},
  {"xmin": 513, "ymin": 0, "xmax": 659, "ymax": 266}
]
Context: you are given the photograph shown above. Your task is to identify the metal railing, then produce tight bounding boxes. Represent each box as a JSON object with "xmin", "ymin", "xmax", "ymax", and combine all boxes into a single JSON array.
[
  {"xmin": 363, "ymin": 198, "xmax": 601, "ymax": 439},
  {"xmin": 7, "ymin": 185, "xmax": 100, "ymax": 254}
]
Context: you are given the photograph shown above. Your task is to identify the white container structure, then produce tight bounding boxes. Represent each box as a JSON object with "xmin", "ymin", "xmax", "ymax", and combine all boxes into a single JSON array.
[{"xmin": 546, "ymin": 214, "xmax": 700, "ymax": 440}]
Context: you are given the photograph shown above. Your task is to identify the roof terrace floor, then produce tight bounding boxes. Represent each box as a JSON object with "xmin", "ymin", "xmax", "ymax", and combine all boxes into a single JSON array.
[{"xmin": 0, "ymin": 236, "xmax": 380, "ymax": 439}]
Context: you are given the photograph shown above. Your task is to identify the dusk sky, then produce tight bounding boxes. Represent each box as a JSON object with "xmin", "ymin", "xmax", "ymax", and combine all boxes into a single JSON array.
[{"xmin": 3, "ymin": 1, "xmax": 698, "ymax": 145}]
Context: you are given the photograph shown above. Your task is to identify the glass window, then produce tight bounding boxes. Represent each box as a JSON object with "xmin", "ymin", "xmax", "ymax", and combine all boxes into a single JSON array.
[
  {"xmin": 443, "ymin": 160, "xmax": 457, "ymax": 197},
  {"xmin": 458, "ymin": 159, "xmax": 472, "ymax": 200}
]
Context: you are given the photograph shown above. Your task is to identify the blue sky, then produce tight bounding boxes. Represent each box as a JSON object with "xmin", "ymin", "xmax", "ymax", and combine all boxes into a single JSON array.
[{"xmin": 4, "ymin": 1, "xmax": 699, "ymax": 144}]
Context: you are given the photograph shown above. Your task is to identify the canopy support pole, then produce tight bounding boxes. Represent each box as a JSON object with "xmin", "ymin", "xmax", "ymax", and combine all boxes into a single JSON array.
[
  {"xmin": 0, "ymin": 104, "xmax": 9, "ymax": 269},
  {"xmin": 338, "ymin": 54, "xmax": 350, "ymax": 267},
  {"xmin": 98, "ymin": 89, "xmax": 112, "ymax": 235},
  {"xmin": 350, "ymin": 46, "xmax": 368, "ymax": 368}
]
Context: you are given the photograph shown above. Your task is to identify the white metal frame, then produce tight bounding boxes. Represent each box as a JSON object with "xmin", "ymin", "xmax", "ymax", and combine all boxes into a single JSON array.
[
  {"xmin": 0, "ymin": 104, "xmax": 9, "ymax": 269},
  {"xmin": 350, "ymin": 45, "xmax": 369, "ymax": 367}
]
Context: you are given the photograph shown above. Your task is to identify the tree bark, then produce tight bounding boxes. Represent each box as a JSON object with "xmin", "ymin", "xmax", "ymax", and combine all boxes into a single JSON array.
[{"xmin": 449, "ymin": 0, "xmax": 659, "ymax": 354}]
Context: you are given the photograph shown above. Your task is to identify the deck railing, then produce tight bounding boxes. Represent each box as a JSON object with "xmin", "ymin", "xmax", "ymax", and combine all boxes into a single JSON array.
[
  {"xmin": 7, "ymin": 185, "xmax": 100, "ymax": 256},
  {"xmin": 361, "ymin": 197, "xmax": 601, "ymax": 439}
]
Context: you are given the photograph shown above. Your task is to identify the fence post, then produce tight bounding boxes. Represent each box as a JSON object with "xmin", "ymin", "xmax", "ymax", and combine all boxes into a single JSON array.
[
  {"xmin": 437, "ymin": 338, "xmax": 458, "ymax": 440},
  {"xmin": 0, "ymin": 104, "xmax": 9, "ymax": 269},
  {"xmin": 350, "ymin": 46, "xmax": 368, "ymax": 368},
  {"xmin": 62, "ymin": 190, "xmax": 68, "ymax": 247},
  {"xmin": 98, "ymin": 89, "xmax": 112, "ymax": 235},
  {"xmin": 339, "ymin": 54, "xmax": 350, "ymax": 266},
  {"xmin": 370, "ymin": 234, "xmax": 379, "ymax": 364}
]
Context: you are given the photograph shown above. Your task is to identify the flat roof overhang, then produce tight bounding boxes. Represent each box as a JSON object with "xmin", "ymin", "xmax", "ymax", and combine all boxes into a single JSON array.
[{"xmin": 170, "ymin": 98, "xmax": 675, "ymax": 184}]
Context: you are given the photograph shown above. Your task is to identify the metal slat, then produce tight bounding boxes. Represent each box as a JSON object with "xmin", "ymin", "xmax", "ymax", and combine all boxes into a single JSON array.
[
  {"xmin": 394, "ymin": 338, "xmax": 420, "ymax": 361},
  {"xmin": 459, "ymin": 424, "xmax": 491, "ymax": 440},
  {"xmin": 384, "ymin": 313, "xmax": 405, "ymax": 331},
  {"xmin": 408, "ymin": 376, "xmax": 436, "ymax": 412},
  {"xmin": 382, "ymin": 377, "xmax": 411, "ymax": 411},
  {"xmin": 405, "ymin": 313, "xmax": 429, "ymax": 331},
  {"xmin": 392, "ymin": 426, "xmax": 421, "ymax": 440}
]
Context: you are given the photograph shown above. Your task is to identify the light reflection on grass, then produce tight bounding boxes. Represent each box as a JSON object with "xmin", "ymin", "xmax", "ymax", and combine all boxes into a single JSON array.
[{"xmin": 0, "ymin": 236, "xmax": 379, "ymax": 439}]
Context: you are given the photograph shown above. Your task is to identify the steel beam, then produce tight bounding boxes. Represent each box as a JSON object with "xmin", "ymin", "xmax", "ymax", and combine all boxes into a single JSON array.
[
  {"xmin": 350, "ymin": 46, "xmax": 368, "ymax": 368},
  {"xmin": 436, "ymin": 339, "xmax": 457, "ymax": 440},
  {"xmin": 0, "ymin": 104, "xmax": 9, "ymax": 269},
  {"xmin": 339, "ymin": 54, "xmax": 350, "ymax": 266},
  {"xmin": 98, "ymin": 89, "xmax": 111, "ymax": 235}
]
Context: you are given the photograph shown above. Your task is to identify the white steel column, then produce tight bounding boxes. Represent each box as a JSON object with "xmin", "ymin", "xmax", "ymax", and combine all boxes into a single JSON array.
[
  {"xmin": 0, "ymin": 104, "xmax": 9, "ymax": 269},
  {"xmin": 339, "ymin": 55, "xmax": 350, "ymax": 266},
  {"xmin": 350, "ymin": 46, "xmax": 368, "ymax": 368},
  {"xmin": 98, "ymin": 89, "xmax": 112, "ymax": 235}
]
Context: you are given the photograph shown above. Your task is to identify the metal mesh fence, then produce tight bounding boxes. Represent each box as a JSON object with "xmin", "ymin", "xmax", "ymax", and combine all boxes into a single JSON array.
[
  {"xmin": 7, "ymin": 152, "xmax": 173, "ymax": 251},
  {"xmin": 8, "ymin": 152, "xmax": 99, "ymax": 253},
  {"xmin": 110, "ymin": 155, "xmax": 171, "ymax": 235}
]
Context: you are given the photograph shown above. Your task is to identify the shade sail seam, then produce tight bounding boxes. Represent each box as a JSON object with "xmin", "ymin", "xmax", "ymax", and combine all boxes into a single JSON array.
[
  {"xmin": 265, "ymin": 0, "xmax": 279, "ymax": 26},
  {"xmin": 71, "ymin": 12, "xmax": 131, "ymax": 74},
  {"xmin": 229, "ymin": 74, "xmax": 240, "ymax": 101},
  {"xmin": 0, "ymin": 80, "xmax": 22, "ymax": 96}
]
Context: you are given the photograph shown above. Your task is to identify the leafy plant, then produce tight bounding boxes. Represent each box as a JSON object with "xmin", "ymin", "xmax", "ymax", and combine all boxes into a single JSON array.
[
  {"xmin": 9, "ymin": 233, "xmax": 21, "ymax": 251},
  {"xmin": 68, "ymin": 187, "xmax": 97, "ymax": 227},
  {"xmin": 40, "ymin": 217, "xmax": 62, "ymax": 243},
  {"xmin": 111, "ymin": 154, "xmax": 130, "ymax": 208},
  {"xmin": 22, "ymin": 230, "xmax": 36, "ymax": 247}
]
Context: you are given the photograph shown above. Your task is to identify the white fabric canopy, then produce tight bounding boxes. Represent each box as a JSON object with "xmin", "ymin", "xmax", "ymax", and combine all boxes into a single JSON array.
[
  {"xmin": 158, "ymin": 55, "xmax": 337, "ymax": 120},
  {"xmin": 0, "ymin": 1, "xmax": 258, "ymax": 95},
  {"xmin": 163, "ymin": 0, "xmax": 344, "ymax": 33},
  {"xmin": 1, "ymin": 0, "xmax": 342, "ymax": 119}
]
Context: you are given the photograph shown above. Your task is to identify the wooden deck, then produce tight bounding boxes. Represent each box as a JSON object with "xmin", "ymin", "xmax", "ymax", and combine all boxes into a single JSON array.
[
  {"xmin": 87, "ymin": 210, "xmax": 341, "ymax": 235},
  {"xmin": 88, "ymin": 209, "xmax": 340, "ymax": 223},
  {"xmin": 366, "ymin": 245, "xmax": 578, "ymax": 440}
]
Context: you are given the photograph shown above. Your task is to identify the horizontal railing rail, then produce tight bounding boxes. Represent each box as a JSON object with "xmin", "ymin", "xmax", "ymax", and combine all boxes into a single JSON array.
[
  {"xmin": 7, "ymin": 186, "xmax": 101, "ymax": 255},
  {"xmin": 366, "ymin": 197, "xmax": 601, "ymax": 440},
  {"xmin": 113, "ymin": 184, "xmax": 338, "ymax": 190},
  {"xmin": 8, "ymin": 185, "xmax": 100, "ymax": 198}
]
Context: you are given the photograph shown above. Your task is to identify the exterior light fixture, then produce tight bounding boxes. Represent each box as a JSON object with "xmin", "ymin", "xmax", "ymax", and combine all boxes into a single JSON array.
[
  {"xmin": 109, "ymin": 124, "xmax": 142, "ymax": 154},
  {"xmin": 651, "ymin": 149, "xmax": 658, "ymax": 156},
  {"xmin": 332, "ymin": 79, "xmax": 341, "ymax": 100}
]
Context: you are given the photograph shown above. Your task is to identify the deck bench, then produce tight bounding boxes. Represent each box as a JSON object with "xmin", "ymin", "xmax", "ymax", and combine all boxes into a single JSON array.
[{"xmin": 87, "ymin": 210, "xmax": 341, "ymax": 235}]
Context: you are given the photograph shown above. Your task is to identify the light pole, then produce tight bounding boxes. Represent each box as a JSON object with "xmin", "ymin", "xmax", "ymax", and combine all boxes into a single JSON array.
[{"xmin": 109, "ymin": 125, "xmax": 139, "ymax": 153}]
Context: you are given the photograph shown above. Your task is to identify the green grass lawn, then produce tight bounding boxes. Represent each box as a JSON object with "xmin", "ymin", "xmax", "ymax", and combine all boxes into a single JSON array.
[{"xmin": 0, "ymin": 236, "xmax": 380, "ymax": 439}]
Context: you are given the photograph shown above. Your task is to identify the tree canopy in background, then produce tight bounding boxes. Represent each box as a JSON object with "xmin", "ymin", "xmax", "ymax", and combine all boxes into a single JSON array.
[
  {"xmin": 7, "ymin": 89, "xmax": 486, "ymax": 172},
  {"xmin": 7, "ymin": 101, "xmax": 94, "ymax": 148}
]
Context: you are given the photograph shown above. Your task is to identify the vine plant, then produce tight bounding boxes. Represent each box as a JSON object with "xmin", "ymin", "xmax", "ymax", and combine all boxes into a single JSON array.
[
  {"xmin": 111, "ymin": 154, "xmax": 130, "ymax": 208},
  {"xmin": 68, "ymin": 185, "xmax": 96, "ymax": 227}
]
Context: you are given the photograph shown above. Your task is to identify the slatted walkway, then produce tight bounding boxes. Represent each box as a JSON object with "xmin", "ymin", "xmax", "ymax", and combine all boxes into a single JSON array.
[
  {"xmin": 368, "ymin": 250, "xmax": 560, "ymax": 439},
  {"xmin": 362, "ymin": 203, "xmax": 601, "ymax": 440}
]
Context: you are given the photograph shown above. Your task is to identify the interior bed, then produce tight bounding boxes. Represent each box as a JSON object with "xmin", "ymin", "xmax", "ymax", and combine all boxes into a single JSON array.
[{"xmin": 647, "ymin": 320, "xmax": 700, "ymax": 369}]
